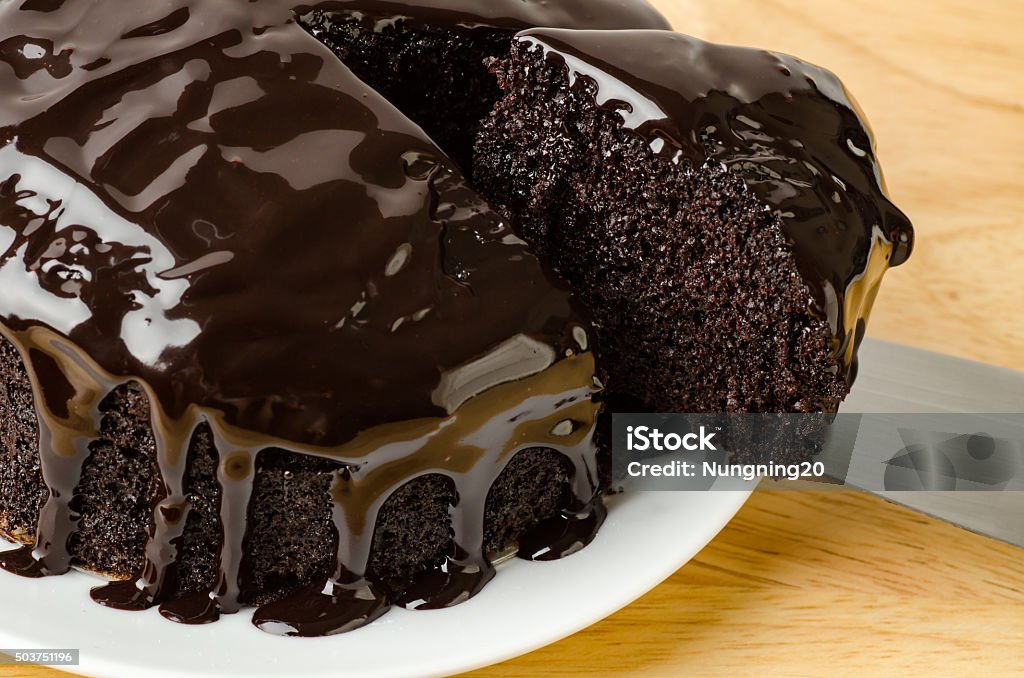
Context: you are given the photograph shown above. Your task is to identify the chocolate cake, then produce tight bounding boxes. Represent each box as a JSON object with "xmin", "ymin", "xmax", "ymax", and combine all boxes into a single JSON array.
[
  {"xmin": 0, "ymin": 0, "xmax": 639, "ymax": 637},
  {"xmin": 475, "ymin": 29, "xmax": 914, "ymax": 414},
  {"xmin": 299, "ymin": 0, "xmax": 670, "ymax": 168},
  {"xmin": 0, "ymin": 1, "xmax": 914, "ymax": 639}
]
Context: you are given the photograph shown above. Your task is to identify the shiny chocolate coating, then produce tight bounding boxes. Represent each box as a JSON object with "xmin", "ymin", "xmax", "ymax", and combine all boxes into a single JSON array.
[
  {"xmin": 516, "ymin": 29, "xmax": 914, "ymax": 379},
  {"xmin": 0, "ymin": 0, "xmax": 610, "ymax": 636}
]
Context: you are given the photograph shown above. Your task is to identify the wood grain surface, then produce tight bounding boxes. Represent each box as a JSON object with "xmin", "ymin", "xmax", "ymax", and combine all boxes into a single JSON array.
[{"xmin": 3, "ymin": 1, "xmax": 1022, "ymax": 677}]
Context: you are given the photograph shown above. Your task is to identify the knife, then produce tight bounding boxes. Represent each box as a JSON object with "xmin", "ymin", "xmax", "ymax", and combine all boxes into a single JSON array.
[
  {"xmin": 613, "ymin": 339, "xmax": 1024, "ymax": 547},
  {"xmin": 837, "ymin": 338, "xmax": 1024, "ymax": 547}
]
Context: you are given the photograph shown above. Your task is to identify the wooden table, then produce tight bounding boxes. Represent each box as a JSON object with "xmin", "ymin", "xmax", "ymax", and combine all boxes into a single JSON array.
[{"xmin": 4, "ymin": 1, "xmax": 1022, "ymax": 676}]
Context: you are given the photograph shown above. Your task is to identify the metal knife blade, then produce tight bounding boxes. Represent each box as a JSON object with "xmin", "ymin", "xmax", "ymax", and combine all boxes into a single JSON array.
[{"xmin": 841, "ymin": 338, "xmax": 1024, "ymax": 547}]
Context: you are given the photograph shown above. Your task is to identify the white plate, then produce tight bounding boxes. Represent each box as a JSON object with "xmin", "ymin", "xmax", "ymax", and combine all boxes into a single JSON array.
[{"xmin": 0, "ymin": 489, "xmax": 752, "ymax": 678}]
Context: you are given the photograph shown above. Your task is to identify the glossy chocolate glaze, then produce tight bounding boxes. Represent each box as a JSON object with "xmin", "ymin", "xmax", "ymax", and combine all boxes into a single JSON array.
[
  {"xmin": 302, "ymin": 0, "xmax": 671, "ymax": 31},
  {"xmin": 0, "ymin": 0, "xmax": 605, "ymax": 636},
  {"xmin": 516, "ymin": 29, "xmax": 914, "ymax": 380}
]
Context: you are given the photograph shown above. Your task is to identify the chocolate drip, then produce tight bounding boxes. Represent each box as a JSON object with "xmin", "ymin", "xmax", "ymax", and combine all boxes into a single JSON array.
[
  {"xmin": 393, "ymin": 439, "xmax": 508, "ymax": 611},
  {"xmin": 518, "ymin": 497, "xmax": 607, "ymax": 562},
  {"xmin": 250, "ymin": 469, "xmax": 394, "ymax": 636},
  {"xmin": 0, "ymin": 329, "xmax": 115, "ymax": 578},
  {"xmin": 515, "ymin": 29, "xmax": 915, "ymax": 379},
  {"xmin": 157, "ymin": 428, "xmax": 260, "ymax": 624},
  {"xmin": 0, "ymin": 0, "xmax": 612, "ymax": 636},
  {"xmin": 519, "ymin": 448, "xmax": 607, "ymax": 561},
  {"xmin": 209, "ymin": 436, "xmax": 257, "ymax": 615},
  {"xmin": 252, "ymin": 468, "xmax": 392, "ymax": 637},
  {"xmin": 91, "ymin": 412, "xmax": 198, "ymax": 610}
]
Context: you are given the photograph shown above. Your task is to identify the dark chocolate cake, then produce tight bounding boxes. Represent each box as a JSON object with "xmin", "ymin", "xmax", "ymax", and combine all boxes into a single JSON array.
[
  {"xmin": 0, "ymin": 1, "xmax": 914, "ymax": 639},
  {"xmin": 475, "ymin": 29, "xmax": 914, "ymax": 414},
  {"xmin": 0, "ymin": 0, "xmax": 628, "ymax": 637}
]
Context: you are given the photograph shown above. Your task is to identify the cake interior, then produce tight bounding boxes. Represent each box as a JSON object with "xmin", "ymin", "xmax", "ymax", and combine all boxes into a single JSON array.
[
  {"xmin": 301, "ymin": 10, "xmax": 512, "ymax": 170},
  {"xmin": 474, "ymin": 43, "xmax": 850, "ymax": 414},
  {"xmin": 305, "ymin": 14, "xmax": 849, "ymax": 414}
]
